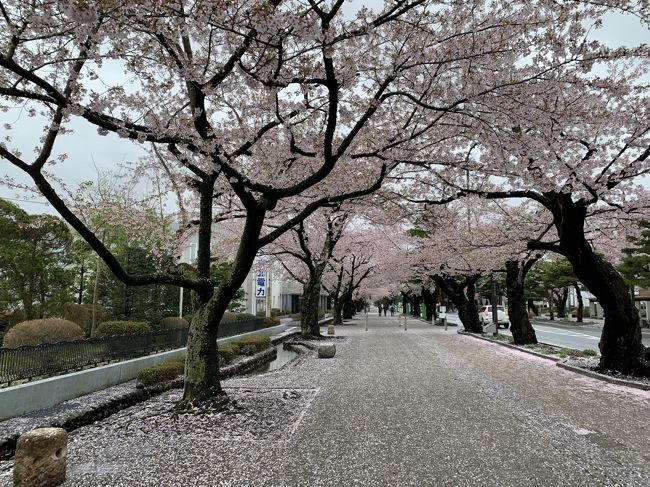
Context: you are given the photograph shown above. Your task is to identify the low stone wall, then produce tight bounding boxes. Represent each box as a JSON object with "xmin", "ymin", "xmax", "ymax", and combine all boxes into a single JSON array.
[{"xmin": 0, "ymin": 324, "xmax": 290, "ymax": 422}]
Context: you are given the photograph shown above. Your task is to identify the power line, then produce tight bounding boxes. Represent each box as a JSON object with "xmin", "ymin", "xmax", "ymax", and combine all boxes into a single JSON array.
[{"xmin": 1, "ymin": 196, "xmax": 50, "ymax": 205}]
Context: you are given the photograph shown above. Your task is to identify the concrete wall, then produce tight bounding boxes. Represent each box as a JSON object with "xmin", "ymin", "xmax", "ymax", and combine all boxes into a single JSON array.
[{"xmin": 0, "ymin": 324, "xmax": 290, "ymax": 421}]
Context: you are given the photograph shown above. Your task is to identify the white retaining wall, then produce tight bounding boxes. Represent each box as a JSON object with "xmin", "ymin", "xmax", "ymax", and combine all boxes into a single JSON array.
[{"xmin": 0, "ymin": 324, "xmax": 290, "ymax": 421}]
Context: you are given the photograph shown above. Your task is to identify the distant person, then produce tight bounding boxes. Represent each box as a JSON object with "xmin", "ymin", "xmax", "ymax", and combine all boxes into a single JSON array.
[
  {"xmin": 383, "ymin": 306, "xmax": 387, "ymax": 316},
  {"xmin": 378, "ymin": 304, "xmax": 382, "ymax": 316},
  {"xmin": 390, "ymin": 305, "xmax": 395, "ymax": 316}
]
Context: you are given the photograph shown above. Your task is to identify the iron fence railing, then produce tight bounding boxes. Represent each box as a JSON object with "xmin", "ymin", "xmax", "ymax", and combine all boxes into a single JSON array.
[{"xmin": 0, "ymin": 318, "xmax": 265, "ymax": 386}]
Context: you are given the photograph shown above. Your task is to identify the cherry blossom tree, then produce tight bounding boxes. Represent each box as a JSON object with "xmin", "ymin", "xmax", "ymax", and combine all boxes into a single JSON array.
[
  {"xmin": 322, "ymin": 225, "xmax": 383, "ymax": 324},
  {"xmin": 268, "ymin": 206, "xmax": 348, "ymax": 337},
  {"xmin": 426, "ymin": 68, "xmax": 650, "ymax": 373},
  {"xmin": 3, "ymin": 0, "xmax": 473, "ymax": 406},
  {"xmin": 3, "ymin": 0, "xmax": 643, "ymax": 404}
]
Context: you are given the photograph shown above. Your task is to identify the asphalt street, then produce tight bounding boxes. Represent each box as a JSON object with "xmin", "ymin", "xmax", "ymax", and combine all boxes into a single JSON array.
[{"xmin": 444, "ymin": 313, "xmax": 650, "ymax": 351}]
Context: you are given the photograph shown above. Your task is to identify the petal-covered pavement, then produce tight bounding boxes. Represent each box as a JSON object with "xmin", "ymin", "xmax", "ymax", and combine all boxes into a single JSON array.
[{"xmin": 3, "ymin": 314, "xmax": 649, "ymax": 486}]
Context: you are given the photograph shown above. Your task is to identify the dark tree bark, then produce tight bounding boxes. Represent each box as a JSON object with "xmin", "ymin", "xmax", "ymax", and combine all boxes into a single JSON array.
[
  {"xmin": 506, "ymin": 260, "xmax": 538, "ymax": 345},
  {"xmin": 433, "ymin": 275, "xmax": 481, "ymax": 332},
  {"xmin": 574, "ymin": 282, "xmax": 583, "ymax": 323},
  {"xmin": 529, "ymin": 193, "xmax": 647, "ymax": 374},
  {"xmin": 527, "ymin": 299, "xmax": 539, "ymax": 316},
  {"xmin": 421, "ymin": 286, "xmax": 438, "ymax": 322},
  {"xmin": 412, "ymin": 295, "xmax": 422, "ymax": 317},
  {"xmin": 301, "ymin": 268, "xmax": 325, "ymax": 337},
  {"xmin": 343, "ymin": 298, "xmax": 354, "ymax": 319},
  {"xmin": 553, "ymin": 287, "xmax": 568, "ymax": 318},
  {"xmin": 77, "ymin": 258, "xmax": 85, "ymax": 305},
  {"xmin": 547, "ymin": 291, "xmax": 555, "ymax": 320},
  {"xmin": 333, "ymin": 298, "xmax": 344, "ymax": 325}
]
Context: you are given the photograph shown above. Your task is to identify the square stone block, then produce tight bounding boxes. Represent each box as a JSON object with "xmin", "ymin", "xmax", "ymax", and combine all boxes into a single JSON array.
[{"xmin": 14, "ymin": 427, "xmax": 68, "ymax": 487}]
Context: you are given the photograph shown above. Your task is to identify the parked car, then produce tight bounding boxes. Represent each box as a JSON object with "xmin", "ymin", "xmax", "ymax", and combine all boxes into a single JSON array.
[{"xmin": 479, "ymin": 305, "xmax": 509, "ymax": 328}]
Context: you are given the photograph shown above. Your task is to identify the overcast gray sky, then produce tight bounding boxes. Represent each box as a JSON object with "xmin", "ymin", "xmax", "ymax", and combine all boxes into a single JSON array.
[{"xmin": 1, "ymin": 5, "xmax": 648, "ymax": 216}]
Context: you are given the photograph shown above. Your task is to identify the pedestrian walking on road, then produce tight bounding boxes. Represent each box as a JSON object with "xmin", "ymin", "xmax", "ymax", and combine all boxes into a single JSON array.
[
  {"xmin": 390, "ymin": 305, "xmax": 395, "ymax": 316},
  {"xmin": 383, "ymin": 306, "xmax": 387, "ymax": 316},
  {"xmin": 378, "ymin": 304, "xmax": 382, "ymax": 316}
]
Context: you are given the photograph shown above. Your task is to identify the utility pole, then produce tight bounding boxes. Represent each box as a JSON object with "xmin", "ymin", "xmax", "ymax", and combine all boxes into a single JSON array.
[{"xmin": 491, "ymin": 274, "xmax": 499, "ymax": 336}]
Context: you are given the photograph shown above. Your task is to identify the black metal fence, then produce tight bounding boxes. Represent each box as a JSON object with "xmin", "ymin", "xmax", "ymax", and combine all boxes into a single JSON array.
[{"xmin": 0, "ymin": 318, "xmax": 266, "ymax": 386}]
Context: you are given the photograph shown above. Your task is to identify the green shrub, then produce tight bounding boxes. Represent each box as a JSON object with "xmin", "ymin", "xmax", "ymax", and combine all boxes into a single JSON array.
[
  {"xmin": 263, "ymin": 316, "xmax": 280, "ymax": 327},
  {"xmin": 218, "ymin": 343, "xmax": 239, "ymax": 364},
  {"xmin": 137, "ymin": 361, "xmax": 185, "ymax": 386},
  {"xmin": 582, "ymin": 348, "xmax": 598, "ymax": 356},
  {"xmin": 221, "ymin": 312, "xmax": 237, "ymax": 323},
  {"xmin": 159, "ymin": 317, "xmax": 189, "ymax": 330},
  {"xmin": 290, "ymin": 313, "xmax": 301, "ymax": 322},
  {"xmin": 95, "ymin": 320, "xmax": 152, "ymax": 337},
  {"xmin": 235, "ymin": 312, "xmax": 256, "ymax": 321},
  {"xmin": 256, "ymin": 310, "xmax": 266, "ymax": 318},
  {"xmin": 271, "ymin": 308, "xmax": 283, "ymax": 317},
  {"xmin": 231, "ymin": 333, "xmax": 271, "ymax": 355},
  {"xmin": 64, "ymin": 303, "xmax": 107, "ymax": 336},
  {"xmin": 2, "ymin": 318, "xmax": 85, "ymax": 348},
  {"xmin": 318, "ymin": 310, "xmax": 325, "ymax": 319}
]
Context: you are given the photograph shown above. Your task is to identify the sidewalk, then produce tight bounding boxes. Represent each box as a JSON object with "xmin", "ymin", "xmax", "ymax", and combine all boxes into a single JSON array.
[{"xmin": 4, "ymin": 315, "xmax": 648, "ymax": 486}]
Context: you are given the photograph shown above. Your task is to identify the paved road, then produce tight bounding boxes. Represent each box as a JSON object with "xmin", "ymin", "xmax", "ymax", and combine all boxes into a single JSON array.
[
  {"xmin": 445, "ymin": 313, "xmax": 650, "ymax": 351},
  {"xmin": 20, "ymin": 315, "xmax": 648, "ymax": 487}
]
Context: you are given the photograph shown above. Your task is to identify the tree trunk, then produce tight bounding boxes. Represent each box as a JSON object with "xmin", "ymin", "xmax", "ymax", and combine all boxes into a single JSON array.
[
  {"xmin": 434, "ymin": 275, "xmax": 481, "ymax": 332},
  {"xmin": 301, "ymin": 267, "xmax": 324, "ymax": 337},
  {"xmin": 181, "ymin": 299, "xmax": 226, "ymax": 408},
  {"xmin": 574, "ymin": 283, "xmax": 583, "ymax": 323},
  {"xmin": 181, "ymin": 202, "xmax": 265, "ymax": 405},
  {"xmin": 527, "ymin": 299, "xmax": 539, "ymax": 316},
  {"xmin": 547, "ymin": 291, "xmax": 555, "ymax": 320},
  {"xmin": 421, "ymin": 287, "xmax": 437, "ymax": 322},
  {"xmin": 506, "ymin": 260, "xmax": 537, "ymax": 345},
  {"xmin": 333, "ymin": 298, "xmax": 344, "ymax": 325},
  {"xmin": 77, "ymin": 258, "xmax": 85, "ymax": 305},
  {"xmin": 533, "ymin": 193, "xmax": 647, "ymax": 374},
  {"xmin": 343, "ymin": 297, "xmax": 354, "ymax": 319},
  {"xmin": 412, "ymin": 295, "xmax": 421, "ymax": 317},
  {"xmin": 554, "ymin": 287, "xmax": 568, "ymax": 318}
]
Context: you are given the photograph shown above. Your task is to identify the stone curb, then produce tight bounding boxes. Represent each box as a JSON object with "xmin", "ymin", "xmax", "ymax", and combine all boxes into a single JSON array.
[
  {"xmin": 0, "ymin": 341, "xmax": 289, "ymax": 460},
  {"xmin": 557, "ymin": 361, "xmax": 650, "ymax": 391},
  {"xmin": 457, "ymin": 330, "xmax": 560, "ymax": 362},
  {"xmin": 458, "ymin": 330, "xmax": 650, "ymax": 391}
]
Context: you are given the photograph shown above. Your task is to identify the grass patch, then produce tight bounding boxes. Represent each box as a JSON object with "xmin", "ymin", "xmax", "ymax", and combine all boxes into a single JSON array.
[
  {"xmin": 481, "ymin": 334, "xmax": 600, "ymax": 359},
  {"xmin": 489, "ymin": 334, "xmax": 514, "ymax": 343},
  {"xmin": 231, "ymin": 334, "xmax": 272, "ymax": 355},
  {"xmin": 137, "ymin": 360, "xmax": 185, "ymax": 387}
]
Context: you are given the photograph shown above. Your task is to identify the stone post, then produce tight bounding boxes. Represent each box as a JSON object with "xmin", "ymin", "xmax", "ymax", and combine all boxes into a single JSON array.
[{"xmin": 14, "ymin": 427, "xmax": 68, "ymax": 487}]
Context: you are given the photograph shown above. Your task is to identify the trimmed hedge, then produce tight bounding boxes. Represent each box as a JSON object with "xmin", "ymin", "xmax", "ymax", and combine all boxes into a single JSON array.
[
  {"xmin": 221, "ymin": 312, "xmax": 237, "ymax": 323},
  {"xmin": 218, "ymin": 343, "xmax": 239, "ymax": 364},
  {"xmin": 235, "ymin": 312, "xmax": 256, "ymax": 321},
  {"xmin": 263, "ymin": 316, "xmax": 280, "ymax": 327},
  {"xmin": 95, "ymin": 320, "xmax": 152, "ymax": 337},
  {"xmin": 159, "ymin": 317, "xmax": 189, "ymax": 330},
  {"xmin": 231, "ymin": 334, "xmax": 271, "ymax": 355},
  {"xmin": 2, "ymin": 318, "xmax": 85, "ymax": 348},
  {"xmin": 137, "ymin": 361, "xmax": 185, "ymax": 386}
]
